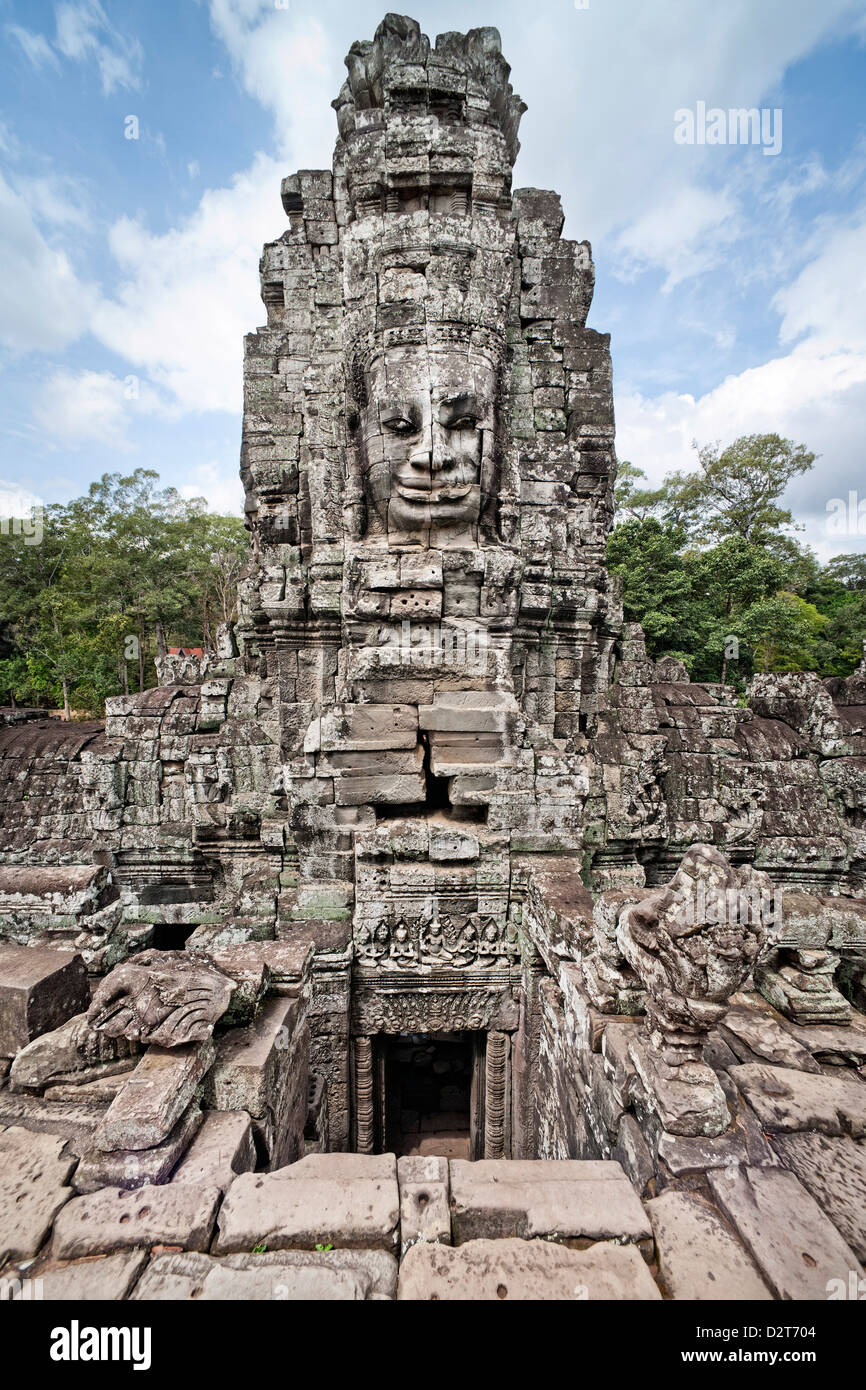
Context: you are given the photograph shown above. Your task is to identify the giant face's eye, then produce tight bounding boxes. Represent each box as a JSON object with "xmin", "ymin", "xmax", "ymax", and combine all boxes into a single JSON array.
[
  {"xmin": 448, "ymin": 415, "xmax": 478, "ymax": 430},
  {"xmin": 382, "ymin": 415, "xmax": 418, "ymax": 435}
]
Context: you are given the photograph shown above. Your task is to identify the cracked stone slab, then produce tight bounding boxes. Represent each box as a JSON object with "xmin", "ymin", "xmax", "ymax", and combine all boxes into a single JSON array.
[
  {"xmin": 215, "ymin": 1153, "xmax": 399, "ymax": 1254},
  {"xmin": 52, "ymin": 1183, "xmax": 221, "ymax": 1259},
  {"xmin": 131, "ymin": 1249, "xmax": 397, "ymax": 1301},
  {"xmin": 21, "ymin": 1250, "xmax": 148, "ymax": 1300},
  {"xmin": 730, "ymin": 1062, "xmax": 866, "ymax": 1137},
  {"xmin": 398, "ymin": 1237, "xmax": 661, "ymax": 1300},
  {"xmin": 448, "ymin": 1159, "xmax": 652, "ymax": 1247},
  {"xmin": 772, "ymin": 1131, "xmax": 866, "ymax": 1261},
  {"xmin": 646, "ymin": 1189, "xmax": 772, "ymax": 1300},
  {"xmin": 0, "ymin": 1091, "xmax": 99, "ymax": 1152},
  {"xmin": 397, "ymin": 1154, "xmax": 451, "ymax": 1252},
  {"xmin": 73, "ymin": 1106, "xmax": 203, "ymax": 1193},
  {"xmin": 0, "ymin": 1125, "xmax": 76, "ymax": 1262},
  {"xmin": 708, "ymin": 1165, "xmax": 860, "ymax": 1300}
]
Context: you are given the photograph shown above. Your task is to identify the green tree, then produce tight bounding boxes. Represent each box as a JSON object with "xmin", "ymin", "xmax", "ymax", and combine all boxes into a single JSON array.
[{"xmin": 661, "ymin": 433, "xmax": 815, "ymax": 547}]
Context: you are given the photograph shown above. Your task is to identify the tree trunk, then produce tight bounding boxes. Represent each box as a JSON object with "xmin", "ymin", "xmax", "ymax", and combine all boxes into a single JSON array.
[
  {"xmin": 155, "ymin": 618, "xmax": 167, "ymax": 661},
  {"xmin": 61, "ymin": 677, "xmax": 70, "ymax": 722},
  {"xmin": 138, "ymin": 627, "xmax": 145, "ymax": 693}
]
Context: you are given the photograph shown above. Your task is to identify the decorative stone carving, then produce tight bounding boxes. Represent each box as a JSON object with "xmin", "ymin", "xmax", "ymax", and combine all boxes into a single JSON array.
[
  {"xmin": 484, "ymin": 1031, "xmax": 509, "ymax": 1158},
  {"xmin": 352, "ymin": 987, "xmax": 511, "ymax": 1036},
  {"xmin": 755, "ymin": 947, "xmax": 852, "ymax": 1025},
  {"xmin": 10, "ymin": 1011, "xmax": 140, "ymax": 1092},
  {"xmin": 616, "ymin": 844, "xmax": 772, "ymax": 1137},
  {"xmin": 354, "ymin": 1036, "xmax": 375, "ymax": 1154},
  {"xmin": 88, "ymin": 950, "xmax": 237, "ymax": 1048}
]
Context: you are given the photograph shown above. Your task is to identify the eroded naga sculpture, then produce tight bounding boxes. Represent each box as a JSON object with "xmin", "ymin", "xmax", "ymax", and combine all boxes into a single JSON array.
[
  {"xmin": 88, "ymin": 949, "xmax": 236, "ymax": 1047},
  {"xmin": 617, "ymin": 844, "xmax": 774, "ymax": 1135}
]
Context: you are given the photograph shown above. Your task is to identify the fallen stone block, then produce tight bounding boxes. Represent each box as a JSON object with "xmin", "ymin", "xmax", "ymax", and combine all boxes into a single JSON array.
[
  {"xmin": 646, "ymin": 1189, "xmax": 772, "ymax": 1300},
  {"xmin": 0, "ymin": 1125, "xmax": 76, "ymax": 1262},
  {"xmin": 52, "ymin": 1183, "xmax": 221, "ymax": 1258},
  {"xmin": 94, "ymin": 1039, "xmax": 215, "ymax": 1152},
  {"xmin": 730, "ymin": 1062, "xmax": 866, "ymax": 1137},
  {"xmin": 131, "ymin": 1248, "xmax": 397, "ymax": 1301},
  {"xmin": 73, "ymin": 1106, "xmax": 203, "ymax": 1193},
  {"xmin": 720, "ymin": 1006, "xmax": 821, "ymax": 1073},
  {"xmin": 203, "ymin": 996, "xmax": 308, "ymax": 1169},
  {"xmin": 448, "ymin": 1159, "xmax": 652, "ymax": 1247},
  {"xmin": 709, "ymin": 1165, "xmax": 860, "ymax": 1300},
  {"xmin": 170, "ymin": 1110, "xmax": 255, "ymax": 1192},
  {"xmin": 397, "ymin": 1155, "xmax": 451, "ymax": 1253},
  {"xmin": 398, "ymin": 1237, "xmax": 661, "ymax": 1301},
  {"xmin": 772, "ymin": 1131, "xmax": 866, "ymax": 1261},
  {"xmin": 0, "ymin": 944, "xmax": 89, "ymax": 1057},
  {"xmin": 215, "ymin": 1152, "xmax": 399, "ymax": 1254}
]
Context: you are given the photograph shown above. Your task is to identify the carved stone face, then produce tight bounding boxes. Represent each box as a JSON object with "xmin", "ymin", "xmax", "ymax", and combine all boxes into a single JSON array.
[{"xmin": 358, "ymin": 346, "xmax": 497, "ymax": 544}]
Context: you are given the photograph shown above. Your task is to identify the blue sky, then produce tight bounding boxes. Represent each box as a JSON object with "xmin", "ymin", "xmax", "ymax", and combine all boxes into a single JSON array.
[{"xmin": 1, "ymin": 0, "xmax": 865, "ymax": 558}]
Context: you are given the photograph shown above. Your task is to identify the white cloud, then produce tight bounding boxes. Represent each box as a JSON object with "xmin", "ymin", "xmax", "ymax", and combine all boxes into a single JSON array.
[
  {"xmin": 11, "ymin": 173, "xmax": 93, "ymax": 231},
  {"xmin": 32, "ymin": 368, "xmax": 173, "ymax": 451},
  {"xmin": 0, "ymin": 173, "xmax": 94, "ymax": 353},
  {"xmin": 54, "ymin": 0, "xmax": 143, "ymax": 94},
  {"xmin": 774, "ymin": 213, "xmax": 866, "ymax": 354},
  {"xmin": 614, "ymin": 186, "xmax": 740, "ymax": 290},
  {"xmin": 207, "ymin": 0, "xmax": 334, "ymax": 159},
  {"xmin": 90, "ymin": 153, "xmax": 285, "ymax": 413},
  {"xmin": 6, "ymin": 24, "xmax": 61, "ymax": 73},
  {"xmin": 0, "ymin": 480, "xmax": 45, "ymax": 516},
  {"xmin": 180, "ymin": 460, "xmax": 245, "ymax": 516}
]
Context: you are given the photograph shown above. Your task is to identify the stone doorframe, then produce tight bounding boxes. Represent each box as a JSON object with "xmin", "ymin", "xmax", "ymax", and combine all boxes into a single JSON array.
[{"xmin": 351, "ymin": 1028, "xmax": 512, "ymax": 1158}]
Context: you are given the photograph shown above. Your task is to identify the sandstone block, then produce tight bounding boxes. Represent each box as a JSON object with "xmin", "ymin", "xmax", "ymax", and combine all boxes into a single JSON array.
[
  {"xmin": 170, "ymin": 1110, "xmax": 256, "ymax": 1192},
  {"xmin": 132, "ymin": 1248, "xmax": 397, "ymax": 1301},
  {"xmin": 646, "ymin": 1189, "xmax": 771, "ymax": 1300},
  {"xmin": 0, "ymin": 1125, "xmax": 76, "ymax": 1262},
  {"xmin": 215, "ymin": 1152, "xmax": 399, "ymax": 1254},
  {"xmin": 23, "ymin": 1250, "xmax": 148, "ymax": 1301},
  {"xmin": 0, "ymin": 945, "xmax": 89, "ymax": 1057},
  {"xmin": 398, "ymin": 1237, "xmax": 661, "ymax": 1301},
  {"xmin": 448, "ymin": 1159, "xmax": 651, "ymax": 1246},
  {"xmin": 730, "ymin": 1062, "xmax": 866, "ymax": 1137},
  {"xmin": 94, "ymin": 1039, "xmax": 215, "ymax": 1152},
  {"xmin": 52, "ymin": 1183, "xmax": 221, "ymax": 1258},
  {"xmin": 397, "ymin": 1154, "xmax": 451, "ymax": 1252},
  {"xmin": 709, "ymin": 1165, "xmax": 860, "ymax": 1300}
]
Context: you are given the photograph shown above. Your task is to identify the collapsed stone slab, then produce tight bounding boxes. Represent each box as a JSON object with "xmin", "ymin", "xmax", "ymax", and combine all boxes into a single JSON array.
[
  {"xmin": 646, "ymin": 1189, "xmax": 772, "ymax": 1300},
  {"xmin": 708, "ymin": 1165, "xmax": 860, "ymax": 1300}
]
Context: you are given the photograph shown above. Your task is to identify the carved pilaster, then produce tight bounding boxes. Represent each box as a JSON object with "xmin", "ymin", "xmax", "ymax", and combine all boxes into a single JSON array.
[
  {"xmin": 354, "ymin": 1035, "xmax": 375, "ymax": 1154},
  {"xmin": 484, "ymin": 1030, "xmax": 509, "ymax": 1159}
]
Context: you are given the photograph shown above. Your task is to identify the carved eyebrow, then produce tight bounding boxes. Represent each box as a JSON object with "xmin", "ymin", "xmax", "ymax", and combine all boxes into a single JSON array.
[
  {"xmin": 378, "ymin": 400, "xmax": 421, "ymax": 426},
  {"xmin": 439, "ymin": 393, "xmax": 479, "ymax": 422}
]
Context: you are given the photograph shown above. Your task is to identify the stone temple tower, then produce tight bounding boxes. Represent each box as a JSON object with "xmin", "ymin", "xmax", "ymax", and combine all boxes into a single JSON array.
[
  {"xmin": 4, "ymin": 16, "xmax": 863, "ymax": 1189},
  {"xmin": 238, "ymin": 14, "xmax": 619, "ymax": 976}
]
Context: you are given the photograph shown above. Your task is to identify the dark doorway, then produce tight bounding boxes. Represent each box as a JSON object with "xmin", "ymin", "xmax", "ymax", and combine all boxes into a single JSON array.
[{"xmin": 381, "ymin": 1032, "xmax": 475, "ymax": 1159}]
